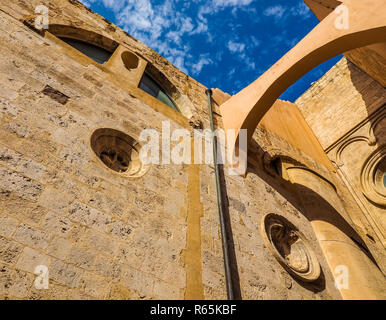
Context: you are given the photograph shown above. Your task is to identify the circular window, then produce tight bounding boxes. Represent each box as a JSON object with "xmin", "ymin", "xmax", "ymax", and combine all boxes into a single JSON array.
[
  {"xmin": 374, "ymin": 159, "xmax": 386, "ymax": 193},
  {"xmin": 121, "ymin": 51, "xmax": 139, "ymax": 70},
  {"xmin": 361, "ymin": 146, "xmax": 386, "ymax": 207},
  {"xmin": 261, "ymin": 213, "xmax": 321, "ymax": 282},
  {"xmin": 91, "ymin": 128, "xmax": 148, "ymax": 177}
]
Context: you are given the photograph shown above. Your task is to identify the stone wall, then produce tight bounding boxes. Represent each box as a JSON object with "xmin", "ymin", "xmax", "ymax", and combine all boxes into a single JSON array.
[
  {"xmin": 296, "ymin": 57, "xmax": 386, "ymax": 269},
  {"xmin": 296, "ymin": 58, "xmax": 386, "ymax": 150},
  {"xmin": 1, "ymin": 0, "xmax": 382, "ymax": 300}
]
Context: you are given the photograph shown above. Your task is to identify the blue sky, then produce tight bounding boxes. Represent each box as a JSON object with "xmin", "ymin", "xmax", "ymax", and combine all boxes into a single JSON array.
[{"xmin": 79, "ymin": 0, "xmax": 341, "ymax": 102}]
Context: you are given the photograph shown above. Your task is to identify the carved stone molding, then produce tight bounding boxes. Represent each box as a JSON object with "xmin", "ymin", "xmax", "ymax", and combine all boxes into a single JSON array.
[
  {"xmin": 360, "ymin": 145, "xmax": 386, "ymax": 207},
  {"xmin": 327, "ymin": 106, "xmax": 385, "ymax": 164},
  {"xmin": 261, "ymin": 213, "xmax": 321, "ymax": 282}
]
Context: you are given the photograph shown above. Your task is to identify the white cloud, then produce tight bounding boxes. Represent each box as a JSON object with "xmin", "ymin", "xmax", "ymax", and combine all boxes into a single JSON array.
[
  {"xmin": 250, "ymin": 36, "xmax": 260, "ymax": 48},
  {"xmin": 290, "ymin": 2, "xmax": 311, "ymax": 19},
  {"xmin": 79, "ymin": 0, "xmax": 124, "ymax": 11},
  {"xmin": 80, "ymin": 0, "xmax": 260, "ymax": 77},
  {"xmin": 227, "ymin": 40, "xmax": 245, "ymax": 53},
  {"xmin": 242, "ymin": 54, "xmax": 256, "ymax": 70},
  {"xmin": 198, "ymin": 0, "xmax": 254, "ymax": 19},
  {"xmin": 190, "ymin": 55, "xmax": 212, "ymax": 75},
  {"xmin": 263, "ymin": 5, "xmax": 286, "ymax": 19},
  {"xmin": 263, "ymin": 2, "xmax": 312, "ymax": 23},
  {"xmin": 101, "ymin": 0, "xmax": 125, "ymax": 11},
  {"xmin": 190, "ymin": 21, "xmax": 208, "ymax": 35},
  {"xmin": 213, "ymin": 0, "xmax": 253, "ymax": 7},
  {"xmin": 227, "ymin": 39, "xmax": 257, "ymax": 71},
  {"xmin": 78, "ymin": 0, "xmax": 93, "ymax": 7},
  {"xmin": 101, "ymin": 0, "xmax": 194, "ymax": 73}
]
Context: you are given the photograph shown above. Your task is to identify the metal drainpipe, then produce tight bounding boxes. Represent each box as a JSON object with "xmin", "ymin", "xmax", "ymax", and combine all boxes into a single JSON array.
[{"xmin": 205, "ymin": 88, "xmax": 234, "ymax": 300}]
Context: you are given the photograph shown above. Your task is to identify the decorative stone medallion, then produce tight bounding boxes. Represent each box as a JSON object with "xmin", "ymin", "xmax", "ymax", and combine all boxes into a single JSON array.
[{"xmin": 261, "ymin": 213, "xmax": 321, "ymax": 282}]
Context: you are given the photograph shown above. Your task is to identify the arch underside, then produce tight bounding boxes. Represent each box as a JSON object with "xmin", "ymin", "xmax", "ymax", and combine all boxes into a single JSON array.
[{"xmin": 219, "ymin": 0, "xmax": 386, "ymax": 175}]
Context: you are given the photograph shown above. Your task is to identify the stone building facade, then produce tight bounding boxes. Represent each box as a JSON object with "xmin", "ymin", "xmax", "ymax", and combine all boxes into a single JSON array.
[{"xmin": 0, "ymin": 0, "xmax": 384, "ymax": 300}]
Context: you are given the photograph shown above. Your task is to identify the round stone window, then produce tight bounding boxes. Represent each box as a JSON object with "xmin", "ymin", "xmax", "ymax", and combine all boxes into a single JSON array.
[
  {"xmin": 91, "ymin": 128, "xmax": 148, "ymax": 177},
  {"xmin": 261, "ymin": 213, "xmax": 321, "ymax": 282},
  {"xmin": 121, "ymin": 51, "xmax": 139, "ymax": 70}
]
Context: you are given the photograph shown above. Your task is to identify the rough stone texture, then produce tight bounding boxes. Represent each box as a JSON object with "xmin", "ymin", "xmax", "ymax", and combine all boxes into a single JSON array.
[
  {"xmin": 296, "ymin": 58, "xmax": 386, "ymax": 150},
  {"xmin": 297, "ymin": 57, "xmax": 386, "ymax": 271},
  {"xmin": 0, "ymin": 0, "xmax": 383, "ymax": 300}
]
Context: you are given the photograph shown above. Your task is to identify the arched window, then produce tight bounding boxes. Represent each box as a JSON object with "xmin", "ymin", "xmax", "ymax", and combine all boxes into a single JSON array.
[
  {"xmin": 59, "ymin": 37, "xmax": 113, "ymax": 65},
  {"xmin": 139, "ymin": 73, "xmax": 179, "ymax": 112}
]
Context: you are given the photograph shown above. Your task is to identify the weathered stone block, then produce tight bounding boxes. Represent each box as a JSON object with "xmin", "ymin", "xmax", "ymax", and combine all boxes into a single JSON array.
[
  {"xmin": 0, "ymin": 215, "xmax": 19, "ymax": 238},
  {"xmin": 93, "ymin": 256, "xmax": 122, "ymax": 280},
  {"xmin": 108, "ymin": 220, "xmax": 132, "ymax": 241},
  {"xmin": 107, "ymin": 283, "xmax": 131, "ymax": 300},
  {"xmin": 159, "ymin": 263, "xmax": 186, "ymax": 289},
  {"xmin": 28, "ymin": 283, "xmax": 68, "ymax": 300},
  {"xmin": 0, "ymin": 167, "xmax": 43, "ymax": 201},
  {"xmin": 0, "ymin": 236, "xmax": 23, "ymax": 265},
  {"xmin": 68, "ymin": 201, "xmax": 112, "ymax": 232},
  {"xmin": 2, "ymin": 121, "xmax": 30, "ymax": 139},
  {"xmin": 121, "ymin": 266, "xmax": 154, "ymax": 298},
  {"xmin": 83, "ymin": 229, "xmax": 117, "ymax": 257},
  {"xmin": 41, "ymin": 85, "xmax": 69, "ymax": 105},
  {"xmin": 16, "ymin": 247, "xmax": 51, "ymax": 273},
  {"xmin": 0, "ymin": 144, "xmax": 48, "ymax": 182},
  {"xmin": 153, "ymin": 281, "xmax": 180, "ymax": 300},
  {"xmin": 79, "ymin": 271, "xmax": 110, "ymax": 298},
  {"xmin": 49, "ymin": 259, "xmax": 83, "ymax": 288},
  {"xmin": 46, "ymin": 237, "xmax": 72, "ymax": 260},
  {"xmin": 67, "ymin": 246, "xmax": 95, "ymax": 270},
  {"xmin": 86, "ymin": 190, "xmax": 125, "ymax": 218},
  {"xmin": 38, "ymin": 187, "xmax": 74, "ymax": 215},
  {"xmin": 13, "ymin": 224, "xmax": 51, "ymax": 250},
  {"xmin": 42, "ymin": 212, "xmax": 72, "ymax": 237},
  {"xmin": 116, "ymin": 243, "xmax": 132, "ymax": 265},
  {"xmin": 3, "ymin": 194, "xmax": 48, "ymax": 226},
  {"xmin": 204, "ymin": 285, "xmax": 227, "ymax": 300},
  {"xmin": 202, "ymin": 268, "xmax": 225, "ymax": 292},
  {"xmin": 58, "ymin": 147, "xmax": 90, "ymax": 168},
  {"xmin": 0, "ymin": 264, "xmax": 33, "ymax": 298}
]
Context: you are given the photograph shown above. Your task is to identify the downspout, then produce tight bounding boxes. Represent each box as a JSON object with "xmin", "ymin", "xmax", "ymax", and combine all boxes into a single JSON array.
[{"xmin": 205, "ymin": 89, "xmax": 234, "ymax": 300}]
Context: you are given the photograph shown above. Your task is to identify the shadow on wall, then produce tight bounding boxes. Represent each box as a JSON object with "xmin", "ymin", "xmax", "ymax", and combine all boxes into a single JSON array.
[
  {"xmin": 347, "ymin": 60, "xmax": 386, "ymax": 146},
  {"xmin": 244, "ymin": 140, "xmax": 381, "ymax": 293},
  {"xmin": 344, "ymin": 61, "xmax": 386, "ymax": 256}
]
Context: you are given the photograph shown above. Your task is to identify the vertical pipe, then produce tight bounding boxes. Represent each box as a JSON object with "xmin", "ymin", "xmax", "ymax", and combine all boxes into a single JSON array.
[{"xmin": 205, "ymin": 88, "xmax": 234, "ymax": 300}]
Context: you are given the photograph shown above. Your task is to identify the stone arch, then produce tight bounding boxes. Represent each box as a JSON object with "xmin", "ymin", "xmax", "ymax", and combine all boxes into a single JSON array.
[
  {"xmin": 267, "ymin": 155, "xmax": 386, "ymax": 299},
  {"xmin": 48, "ymin": 24, "xmax": 119, "ymax": 52},
  {"xmin": 220, "ymin": 0, "xmax": 386, "ymax": 175}
]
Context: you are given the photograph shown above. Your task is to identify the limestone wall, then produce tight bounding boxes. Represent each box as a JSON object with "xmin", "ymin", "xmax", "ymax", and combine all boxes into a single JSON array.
[
  {"xmin": 1, "ymin": 0, "xmax": 381, "ymax": 300},
  {"xmin": 296, "ymin": 58, "xmax": 386, "ymax": 150},
  {"xmin": 296, "ymin": 58, "xmax": 386, "ymax": 273}
]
